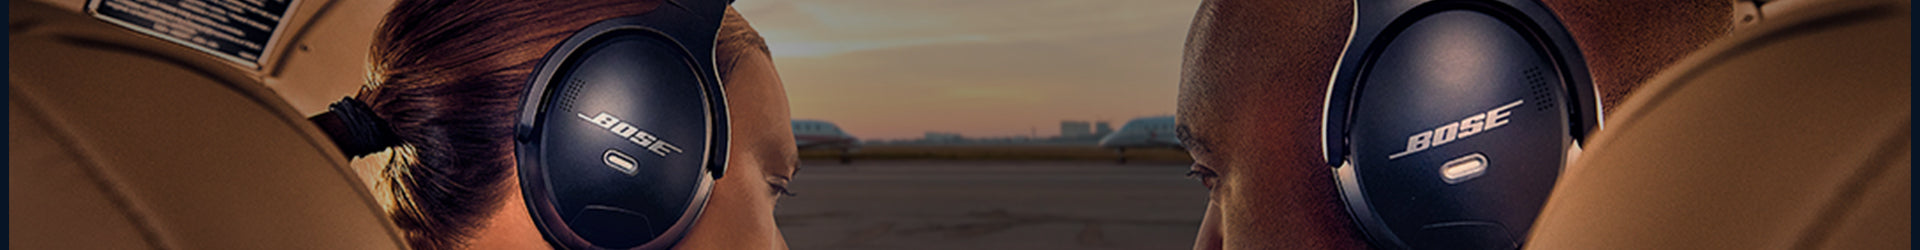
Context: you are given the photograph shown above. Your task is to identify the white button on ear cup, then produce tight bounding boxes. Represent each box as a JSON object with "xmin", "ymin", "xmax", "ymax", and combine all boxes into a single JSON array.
[
  {"xmin": 1441, "ymin": 153, "xmax": 1490, "ymax": 184},
  {"xmin": 605, "ymin": 149, "xmax": 639, "ymax": 176}
]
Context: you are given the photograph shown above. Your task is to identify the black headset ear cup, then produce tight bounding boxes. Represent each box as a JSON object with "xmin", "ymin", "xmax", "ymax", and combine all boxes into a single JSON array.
[
  {"xmin": 512, "ymin": 1, "xmax": 731, "ymax": 249},
  {"xmin": 311, "ymin": 97, "xmax": 400, "ymax": 158},
  {"xmin": 1320, "ymin": 0, "xmax": 1599, "ymax": 249}
]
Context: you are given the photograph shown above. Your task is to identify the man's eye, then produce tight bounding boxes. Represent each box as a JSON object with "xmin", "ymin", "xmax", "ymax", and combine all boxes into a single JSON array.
[
  {"xmin": 769, "ymin": 183, "xmax": 798, "ymax": 198},
  {"xmin": 1185, "ymin": 165, "xmax": 1220, "ymax": 190}
]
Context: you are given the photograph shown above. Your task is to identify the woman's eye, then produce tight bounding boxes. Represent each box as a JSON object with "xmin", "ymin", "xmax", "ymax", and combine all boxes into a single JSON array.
[{"xmin": 1185, "ymin": 165, "xmax": 1220, "ymax": 190}]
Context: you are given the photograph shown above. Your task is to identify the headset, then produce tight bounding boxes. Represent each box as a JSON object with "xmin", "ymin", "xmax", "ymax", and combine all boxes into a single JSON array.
[
  {"xmin": 312, "ymin": 0, "xmax": 734, "ymax": 249},
  {"xmin": 1320, "ymin": 0, "xmax": 1601, "ymax": 249}
]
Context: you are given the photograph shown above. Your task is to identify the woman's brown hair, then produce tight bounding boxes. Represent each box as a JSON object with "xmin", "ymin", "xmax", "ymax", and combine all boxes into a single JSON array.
[{"xmin": 357, "ymin": 0, "xmax": 766, "ymax": 248}]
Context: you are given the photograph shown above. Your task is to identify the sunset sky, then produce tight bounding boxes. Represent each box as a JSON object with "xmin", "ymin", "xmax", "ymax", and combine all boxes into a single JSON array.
[{"xmin": 733, "ymin": 0, "xmax": 1202, "ymax": 139}]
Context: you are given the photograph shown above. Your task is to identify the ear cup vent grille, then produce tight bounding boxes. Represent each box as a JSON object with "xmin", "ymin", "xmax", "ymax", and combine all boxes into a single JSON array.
[
  {"xmin": 1525, "ymin": 66, "xmax": 1557, "ymax": 112},
  {"xmin": 557, "ymin": 78, "xmax": 587, "ymax": 113}
]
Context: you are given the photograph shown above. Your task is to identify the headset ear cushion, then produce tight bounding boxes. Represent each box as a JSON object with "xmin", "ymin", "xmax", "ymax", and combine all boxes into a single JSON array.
[{"xmin": 312, "ymin": 97, "xmax": 400, "ymax": 158}]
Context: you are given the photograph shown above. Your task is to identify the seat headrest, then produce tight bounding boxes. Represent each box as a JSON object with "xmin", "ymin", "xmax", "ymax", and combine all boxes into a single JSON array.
[
  {"xmin": 1526, "ymin": 0, "xmax": 1909, "ymax": 249},
  {"xmin": 9, "ymin": 0, "xmax": 408, "ymax": 248}
]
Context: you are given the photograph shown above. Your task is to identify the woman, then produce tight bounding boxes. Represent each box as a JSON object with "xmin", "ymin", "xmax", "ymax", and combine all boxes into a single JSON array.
[{"xmin": 344, "ymin": 0, "xmax": 800, "ymax": 249}]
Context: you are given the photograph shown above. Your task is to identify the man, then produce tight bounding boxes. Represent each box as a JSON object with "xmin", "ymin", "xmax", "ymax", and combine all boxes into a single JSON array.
[
  {"xmin": 1174, "ymin": 0, "xmax": 1730, "ymax": 249},
  {"xmin": 344, "ymin": 0, "xmax": 800, "ymax": 249}
]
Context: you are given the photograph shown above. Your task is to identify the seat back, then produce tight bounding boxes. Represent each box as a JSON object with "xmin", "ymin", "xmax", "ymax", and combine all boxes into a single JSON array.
[
  {"xmin": 1526, "ymin": 0, "xmax": 1910, "ymax": 249},
  {"xmin": 9, "ymin": 0, "xmax": 409, "ymax": 248}
]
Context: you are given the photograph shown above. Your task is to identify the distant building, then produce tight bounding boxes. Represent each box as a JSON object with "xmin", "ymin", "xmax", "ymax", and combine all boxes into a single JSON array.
[
  {"xmin": 1061, "ymin": 121, "xmax": 1092, "ymax": 138},
  {"xmin": 1094, "ymin": 121, "xmax": 1114, "ymax": 137}
]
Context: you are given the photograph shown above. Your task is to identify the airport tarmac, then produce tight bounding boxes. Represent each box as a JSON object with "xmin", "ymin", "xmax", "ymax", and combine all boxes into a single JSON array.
[{"xmin": 775, "ymin": 160, "xmax": 1207, "ymax": 250}]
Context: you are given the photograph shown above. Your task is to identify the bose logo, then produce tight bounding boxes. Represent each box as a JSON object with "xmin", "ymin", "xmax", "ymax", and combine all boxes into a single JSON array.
[
  {"xmin": 579, "ymin": 112, "xmax": 686, "ymax": 157},
  {"xmin": 1387, "ymin": 100, "xmax": 1523, "ymax": 160}
]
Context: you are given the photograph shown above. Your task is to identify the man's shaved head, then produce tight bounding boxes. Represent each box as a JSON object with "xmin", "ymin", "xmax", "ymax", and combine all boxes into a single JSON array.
[
  {"xmin": 1176, "ymin": 0, "xmax": 1728, "ymax": 249},
  {"xmin": 1177, "ymin": 0, "xmax": 1361, "ymax": 249}
]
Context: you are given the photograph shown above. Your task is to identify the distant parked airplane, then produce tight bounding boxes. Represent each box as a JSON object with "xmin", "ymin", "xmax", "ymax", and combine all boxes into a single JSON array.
[
  {"xmin": 1098, "ymin": 116, "xmax": 1181, "ymax": 163},
  {"xmin": 792, "ymin": 119, "xmax": 859, "ymax": 163}
]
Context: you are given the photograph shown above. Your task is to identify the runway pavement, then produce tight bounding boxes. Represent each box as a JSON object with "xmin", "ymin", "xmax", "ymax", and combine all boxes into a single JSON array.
[{"xmin": 774, "ymin": 160, "xmax": 1208, "ymax": 250}]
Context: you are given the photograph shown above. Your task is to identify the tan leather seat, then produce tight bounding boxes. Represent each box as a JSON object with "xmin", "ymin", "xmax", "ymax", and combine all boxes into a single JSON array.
[
  {"xmin": 1526, "ymin": 0, "xmax": 1909, "ymax": 249},
  {"xmin": 8, "ymin": 0, "xmax": 408, "ymax": 248}
]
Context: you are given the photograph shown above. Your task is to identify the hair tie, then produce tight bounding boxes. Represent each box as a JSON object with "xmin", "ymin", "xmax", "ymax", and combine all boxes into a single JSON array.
[{"xmin": 311, "ymin": 97, "xmax": 401, "ymax": 158}]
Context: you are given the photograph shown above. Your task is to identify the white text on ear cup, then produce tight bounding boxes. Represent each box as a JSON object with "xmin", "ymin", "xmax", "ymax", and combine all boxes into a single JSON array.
[
  {"xmin": 579, "ymin": 112, "xmax": 687, "ymax": 157},
  {"xmin": 1388, "ymin": 100, "xmax": 1522, "ymax": 160}
]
